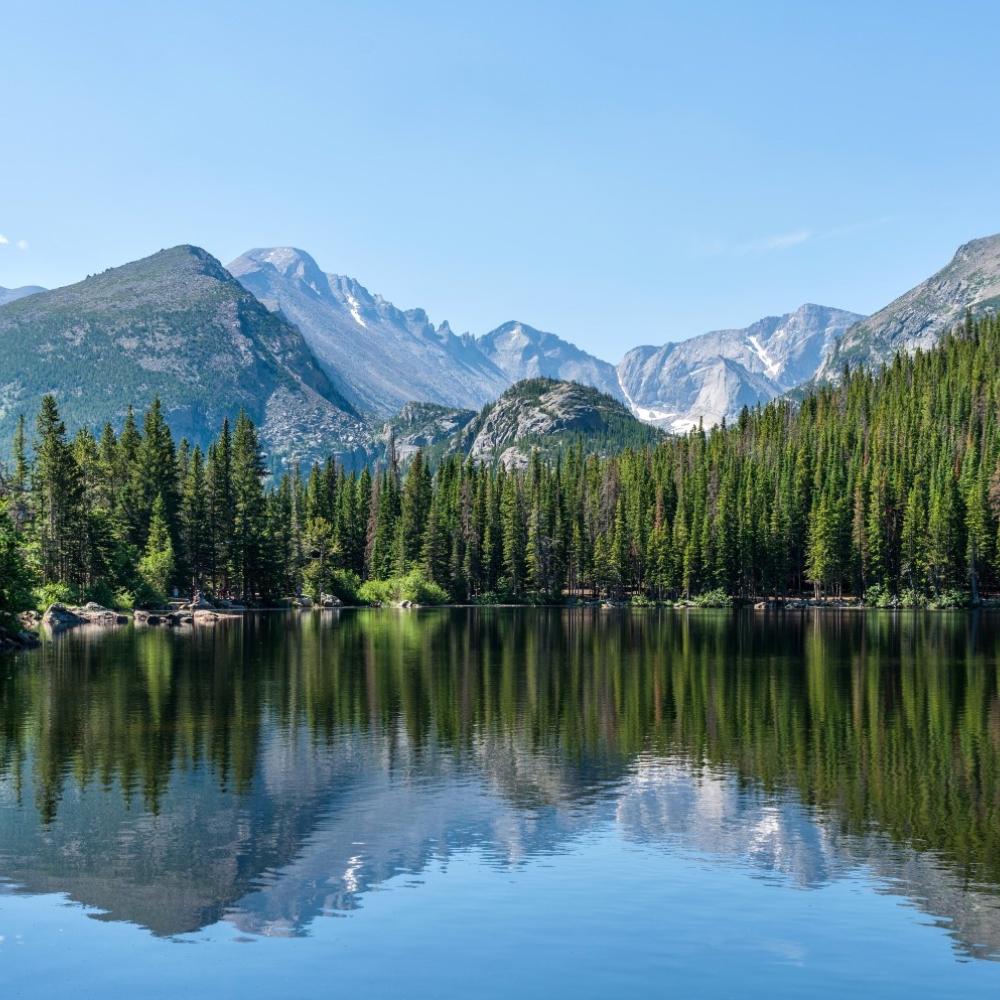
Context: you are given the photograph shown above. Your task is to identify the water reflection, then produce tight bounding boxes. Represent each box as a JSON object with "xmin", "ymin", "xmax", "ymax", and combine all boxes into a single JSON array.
[{"xmin": 0, "ymin": 609, "xmax": 997, "ymax": 958}]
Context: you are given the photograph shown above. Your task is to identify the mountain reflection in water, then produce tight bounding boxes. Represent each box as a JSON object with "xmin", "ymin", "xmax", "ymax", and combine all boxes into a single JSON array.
[{"xmin": 0, "ymin": 609, "xmax": 997, "ymax": 961}]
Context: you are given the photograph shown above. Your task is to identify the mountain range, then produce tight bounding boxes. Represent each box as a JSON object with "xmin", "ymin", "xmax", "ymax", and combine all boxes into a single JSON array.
[
  {"xmin": 617, "ymin": 304, "xmax": 863, "ymax": 431},
  {"xmin": 2, "ymin": 233, "xmax": 999, "ymax": 468}
]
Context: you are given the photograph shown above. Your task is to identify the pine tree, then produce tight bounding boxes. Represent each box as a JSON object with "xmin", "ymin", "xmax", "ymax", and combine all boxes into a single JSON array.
[
  {"xmin": 138, "ymin": 494, "xmax": 174, "ymax": 601},
  {"xmin": 396, "ymin": 449, "xmax": 431, "ymax": 571},
  {"xmin": 230, "ymin": 411, "xmax": 266, "ymax": 599},
  {"xmin": 31, "ymin": 395, "xmax": 84, "ymax": 587}
]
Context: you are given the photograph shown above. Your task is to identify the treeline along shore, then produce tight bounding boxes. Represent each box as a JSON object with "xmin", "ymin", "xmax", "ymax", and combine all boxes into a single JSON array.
[{"xmin": 3, "ymin": 314, "xmax": 1000, "ymax": 639}]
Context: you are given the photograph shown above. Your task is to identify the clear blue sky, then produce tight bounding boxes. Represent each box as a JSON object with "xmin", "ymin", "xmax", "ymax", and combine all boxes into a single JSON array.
[{"xmin": 2, "ymin": 1, "xmax": 999, "ymax": 361}]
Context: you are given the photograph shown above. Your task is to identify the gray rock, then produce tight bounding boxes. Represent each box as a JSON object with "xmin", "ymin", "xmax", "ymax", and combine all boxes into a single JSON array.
[
  {"xmin": 451, "ymin": 378, "xmax": 660, "ymax": 469},
  {"xmin": 42, "ymin": 603, "xmax": 86, "ymax": 631}
]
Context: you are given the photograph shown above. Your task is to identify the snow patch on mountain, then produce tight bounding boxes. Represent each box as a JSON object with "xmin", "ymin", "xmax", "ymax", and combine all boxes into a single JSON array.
[{"xmin": 617, "ymin": 304, "xmax": 863, "ymax": 431}]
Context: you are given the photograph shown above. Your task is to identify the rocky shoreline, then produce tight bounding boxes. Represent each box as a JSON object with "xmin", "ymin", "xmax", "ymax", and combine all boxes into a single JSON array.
[{"xmin": 3, "ymin": 595, "xmax": 997, "ymax": 652}]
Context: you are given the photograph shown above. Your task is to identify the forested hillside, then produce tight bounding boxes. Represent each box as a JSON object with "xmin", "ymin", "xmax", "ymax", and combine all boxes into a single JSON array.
[
  {"xmin": 0, "ymin": 245, "xmax": 366, "ymax": 469},
  {"xmin": 1, "ymin": 313, "xmax": 999, "ymax": 618}
]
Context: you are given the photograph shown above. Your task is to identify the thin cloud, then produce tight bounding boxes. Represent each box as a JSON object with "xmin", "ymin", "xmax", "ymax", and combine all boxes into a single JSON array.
[
  {"xmin": 740, "ymin": 229, "xmax": 812, "ymax": 254},
  {"xmin": 698, "ymin": 228, "xmax": 813, "ymax": 257},
  {"xmin": 0, "ymin": 234, "xmax": 8, "ymax": 245},
  {"xmin": 16, "ymin": 240, "xmax": 28, "ymax": 251},
  {"xmin": 698, "ymin": 217, "xmax": 893, "ymax": 259}
]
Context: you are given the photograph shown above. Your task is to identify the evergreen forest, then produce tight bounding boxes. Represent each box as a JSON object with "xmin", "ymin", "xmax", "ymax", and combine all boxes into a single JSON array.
[{"xmin": 3, "ymin": 313, "xmax": 1000, "ymax": 618}]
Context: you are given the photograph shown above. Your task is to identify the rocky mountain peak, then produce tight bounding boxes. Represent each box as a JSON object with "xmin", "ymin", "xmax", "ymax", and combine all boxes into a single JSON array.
[
  {"xmin": 451, "ymin": 378, "xmax": 661, "ymax": 469},
  {"xmin": 229, "ymin": 247, "xmax": 330, "ymax": 296},
  {"xmin": 0, "ymin": 244, "xmax": 363, "ymax": 469},
  {"xmin": 228, "ymin": 247, "xmax": 510, "ymax": 416},
  {"xmin": 818, "ymin": 232, "xmax": 1000, "ymax": 380}
]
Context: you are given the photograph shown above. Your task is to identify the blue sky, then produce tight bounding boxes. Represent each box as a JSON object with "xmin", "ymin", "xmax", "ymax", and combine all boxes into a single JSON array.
[{"xmin": 2, "ymin": 1, "xmax": 999, "ymax": 360}]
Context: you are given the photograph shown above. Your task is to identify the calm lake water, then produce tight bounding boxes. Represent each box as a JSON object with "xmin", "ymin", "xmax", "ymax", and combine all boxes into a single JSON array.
[{"xmin": 1, "ymin": 609, "xmax": 999, "ymax": 998}]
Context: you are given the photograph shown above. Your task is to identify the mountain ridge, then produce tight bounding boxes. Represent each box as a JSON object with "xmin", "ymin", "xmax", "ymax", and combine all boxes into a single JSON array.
[
  {"xmin": 228, "ymin": 247, "xmax": 510, "ymax": 416},
  {"xmin": 0, "ymin": 245, "xmax": 366, "ymax": 467},
  {"xmin": 617, "ymin": 303, "xmax": 864, "ymax": 431},
  {"xmin": 818, "ymin": 233, "xmax": 1000, "ymax": 380}
]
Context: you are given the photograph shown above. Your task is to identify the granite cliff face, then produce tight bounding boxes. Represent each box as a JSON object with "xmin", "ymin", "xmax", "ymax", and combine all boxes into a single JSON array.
[
  {"xmin": 818, "ymin": 234, "xmax": 1000, "ymax": 380},
  {"xmin": 617, "ymin": 304, "xmax": 863, "ymax": 431},
  {"xmin": 228, "ymin": 247, "xmax": 510, "ymax": 416}
]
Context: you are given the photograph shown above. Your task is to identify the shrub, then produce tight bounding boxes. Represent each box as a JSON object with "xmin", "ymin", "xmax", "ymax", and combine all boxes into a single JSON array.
[
  {"xmin": 114, "ymin": 589, "xmax": 137, "ymax": 610},
  {"xmin": 471, "ymin": 590, "xmax": 519, "ymax": 605},
  {"xmin": 82, "ymin": 580, "xmax": 118, "ymax": 609},
  {"xmin": 131, "ymin": 579, "xmax": 166, "ymax": 609},
  {"xmin": 927, "ymin": 588, "xmax": 966, "ymax": 610},
  {"xmin": 864, "ymin": 583, "xmax": 895, "ymax": 608},
  {"xmin": 898, "ymin": 588, "xmax": 926, "ymax": 609},
  {"xmin": 358, "ymin": 570, "xmax": 449, "ymax": 606},
  {"xmin": 692, "ymin": 588, "xmax": 733, "ymax": 608},
  {"xmin": 33, "ymin": 581, "xmax": 80, "ymax": 612},
  {"xmin": 327, "ymin": 568, "xmax": 363, "ymax": 604}
]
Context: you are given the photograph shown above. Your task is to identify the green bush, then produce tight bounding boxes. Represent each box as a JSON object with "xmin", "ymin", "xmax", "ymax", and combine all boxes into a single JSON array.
[
  {"xmin": 114, "ymin": 589, "xmax": 137, "ymax": 610},
  {"xmin": 358, "ymin": 570, "xmax": 449, "ymax": 606},
  {"xmin": 692, "ymin": 588, "xmax": 733, "ymax": 608},
  {"xmin": 864, "ymin": 583, "xmax": 895, "ymax": 608},
  {"xmin": 33, "ymin": 581, "xmax": 80, "ymax": 612},
  {"xmin": 327, "ymin": 568, "xmax": 363, "ymax": 604},
  {"xmin": 898, "ymin": 588, "xmax": 926, "ymax": 609},
  {"xmin": 82, "ymin": 580, "xmax": 118, "ymax": 609},
  {"xmin": 927, "ymin": 588, "xmax": 966, "ymax": 610},
  {"xmin": 470, "ymin": 590, "xmax": 519, "ymax": 605}
]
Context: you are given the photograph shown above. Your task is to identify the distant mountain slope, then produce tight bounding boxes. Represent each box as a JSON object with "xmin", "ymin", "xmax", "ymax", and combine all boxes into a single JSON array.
[
  {"xmin": 369, "ymin": 401, "xmax": 477, "ymax": 469},
  {"xmin": 0, "ymin": 246, "xmax": 365, "ymax": 467},
  {"xmin": 818, "ymin": 234, "xmax": 1000, "ymax": 379},
  {"xmin": 0, "ymin": 285, "xmax": 45, "ymax": 306},
  {"xmin": 477, "ymin": 321, "xmax": 624, "ymax": 401},
  {"xmin": 449, "ymin": 378, "xmax": 662, "ymax": 468},
  {"xmin": 618, "ymin": 304, "xmax": 862, "ymax": 431},
  {"xmin": 228, "ymin": 247, "xmax": 509, "ymax": 416}
]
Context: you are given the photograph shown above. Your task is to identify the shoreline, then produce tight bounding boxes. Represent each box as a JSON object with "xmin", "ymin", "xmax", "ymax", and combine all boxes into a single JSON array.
[{"xmin": 6, "ymin": 599, "xmax": 998, "ymax": 651}]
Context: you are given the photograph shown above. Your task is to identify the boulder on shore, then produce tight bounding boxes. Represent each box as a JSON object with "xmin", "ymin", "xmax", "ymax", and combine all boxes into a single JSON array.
[
  {"xmin": 42, "ymin": 603, "xmax": 87, "ymax": 631},
  {"xmin": 193, "ymin": 609, "xmax": 240, "ymax": 625},
  {"xmin": 43, "ymin": 602, "xmax": 128, "ymax": 630},
  {"xmin": 79, "ymin": 602, "xmax": 129, "ymax": 625}
]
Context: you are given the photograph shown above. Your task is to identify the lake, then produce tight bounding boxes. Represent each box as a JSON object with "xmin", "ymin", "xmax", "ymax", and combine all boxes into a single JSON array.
[{"xmin": 1, "ymin": 609, "xmax": 999, "ymax": 998}]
